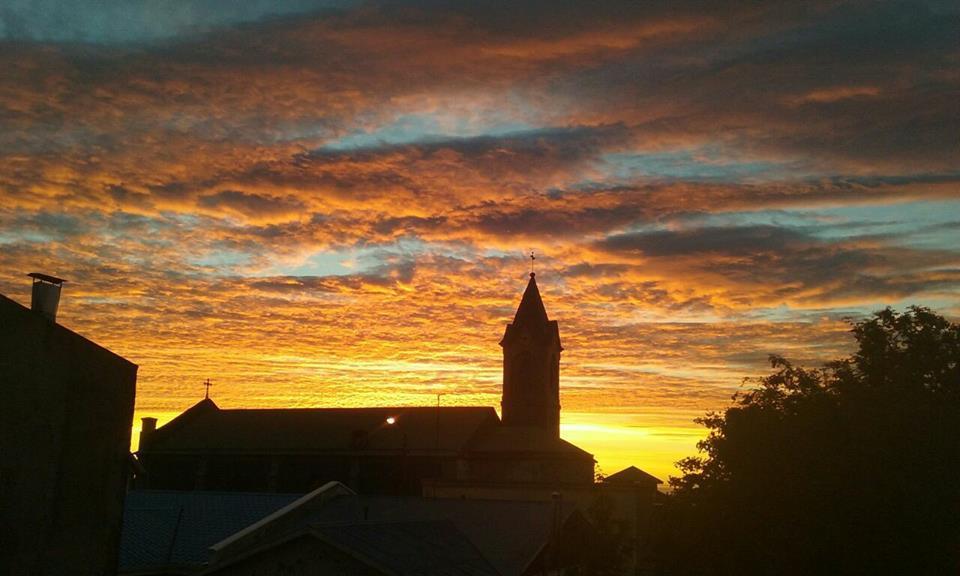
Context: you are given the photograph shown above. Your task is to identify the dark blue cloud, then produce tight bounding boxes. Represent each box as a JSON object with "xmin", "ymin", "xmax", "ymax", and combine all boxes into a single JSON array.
[{"xmin": 0, "ymin": 0, "xmax": 355, "ymax": 44}]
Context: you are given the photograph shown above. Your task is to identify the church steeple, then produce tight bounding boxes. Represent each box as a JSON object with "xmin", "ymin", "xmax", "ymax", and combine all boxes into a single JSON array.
[
  {"xmin": 513, "ymin": 273, "xmax": 549, "ymax": 329},
  {"xmin": 500, "ymin": 273, "xmax": 562, "ymax": 436}
]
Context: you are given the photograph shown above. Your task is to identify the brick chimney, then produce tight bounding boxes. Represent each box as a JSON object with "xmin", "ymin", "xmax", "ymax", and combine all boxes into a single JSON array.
[{"xmin": 139, "ymin": 417, "xmax": 157, "ymax": 450}]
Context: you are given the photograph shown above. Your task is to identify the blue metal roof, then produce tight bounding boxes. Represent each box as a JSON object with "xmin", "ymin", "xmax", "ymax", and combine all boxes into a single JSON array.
[{"xmin": 120, "ymin": 490, "xmax": 301, "ymax": 573}]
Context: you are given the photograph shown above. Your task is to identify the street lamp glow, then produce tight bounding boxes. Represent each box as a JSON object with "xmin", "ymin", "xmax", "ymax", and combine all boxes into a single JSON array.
[{"xmin": 385, "ymin": 416, "xmax": 396, "ymax": 425}]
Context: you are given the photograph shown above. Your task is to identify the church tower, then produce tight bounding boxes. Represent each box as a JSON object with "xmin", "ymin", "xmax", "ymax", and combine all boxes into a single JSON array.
[{"xmin": 500, "ymin": 273, "xmax": 562, "ymax": 436}]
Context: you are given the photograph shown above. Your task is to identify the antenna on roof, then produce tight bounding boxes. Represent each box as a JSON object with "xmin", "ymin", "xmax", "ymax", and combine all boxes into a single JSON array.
[
  {"xmin": 435, "ymin": 393, "xmax": 445, "ymax": 450},
  {"xmin": 204, "ymin": 378, "xmax": 213, "ymax": 399}
]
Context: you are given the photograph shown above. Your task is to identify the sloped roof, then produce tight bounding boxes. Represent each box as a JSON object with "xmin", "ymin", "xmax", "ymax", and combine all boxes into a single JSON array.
[
  {"xmin": 312, "ymin": 520, "xmax": 499, "ymax": 576},
  {"xmin": 305, "ymin": 495, "xmax": 578, "ymax": 576},
  {"xmin": 144, "ymin": 401, "xmax": 499, "ymax": 455},
  {"xmin": 122, "ymin": 474, "xmax": 586, "ymax": 575},
  {"xmin": 0, "ymin": 293, "xmax": 136, "ymax": 369},
  {"xmin": 212, "ymin": 481, "xmax": 355, "ymax": 553},
  {"xmin": 466, "ymin": 426, "xmax": 594, "ymax": 461},
  {"xmin": 120, "ymin": 490, "xmax": 300, "ymax": 573},
  {"xmin": 603, "ymin": 465, "xmax": 662, "ymax": 485}
]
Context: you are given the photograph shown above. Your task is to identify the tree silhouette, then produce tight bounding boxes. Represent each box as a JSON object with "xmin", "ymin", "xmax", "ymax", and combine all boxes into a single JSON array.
[
  {"xmin": 659, "ymin": 307, "xmax": 960, "ymax": 575},
  {"xmin": 576, "ymin": 492, "xmax": 633, "ymax": 576}
]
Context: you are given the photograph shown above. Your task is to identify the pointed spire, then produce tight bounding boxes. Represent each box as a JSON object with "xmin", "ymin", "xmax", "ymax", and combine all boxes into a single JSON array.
[{"xmin": 513, "ymin": 272, "xmax": 549, "ymax": 328}]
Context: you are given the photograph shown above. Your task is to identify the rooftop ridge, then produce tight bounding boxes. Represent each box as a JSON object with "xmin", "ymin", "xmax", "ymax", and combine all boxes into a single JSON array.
[
  {"xmin": 217, "ymin": 405, "xmax": 495, "ymax": 411},
  {"xmin": 0, "ymin": 294, "xmax": 137, "ymax": 368}
]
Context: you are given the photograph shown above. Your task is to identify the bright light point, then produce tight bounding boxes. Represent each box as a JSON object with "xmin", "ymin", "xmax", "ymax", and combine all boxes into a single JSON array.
[{"xmin": 385, "ymin": 417, "xmax": 396, "ymax": 425}]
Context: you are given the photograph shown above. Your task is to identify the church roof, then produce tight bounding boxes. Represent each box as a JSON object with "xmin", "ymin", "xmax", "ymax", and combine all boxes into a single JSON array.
[
  {"xmin": 603, "ymin": 465, "xmax": 662, "ymax": 485},
  {"xmin": 142, "ymin": 401, "xmax": 499, "ymax": 455},
  {"xmin": 465, "ymin": 426, "xmax": 594, "ymax": 461}
]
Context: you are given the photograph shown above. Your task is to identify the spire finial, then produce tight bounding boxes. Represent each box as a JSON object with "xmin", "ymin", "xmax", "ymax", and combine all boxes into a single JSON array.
[
  {"xmin": 529, "ymin": 251, "xmax": 536, "ymax": 277},
  {"xmin": 203, "ymin": 378, "xmax": 212, "ymax": 399}
]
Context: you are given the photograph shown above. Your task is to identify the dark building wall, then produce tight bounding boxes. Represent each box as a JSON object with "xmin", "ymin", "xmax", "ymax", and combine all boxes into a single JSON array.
[
  {"xmin": 137, "ymin": 452, "xmax": 449, "ymax": 496},
  {"xmin": 0, "ymin": 296, "xmax": 137, "ymax": 576}
]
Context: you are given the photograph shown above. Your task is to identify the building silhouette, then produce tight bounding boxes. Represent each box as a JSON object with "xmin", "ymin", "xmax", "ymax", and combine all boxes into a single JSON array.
[
  {"xmin": 136, "ymin": 273, "xmax": 595, "ymax": 495},
  {"xmin": 1, "ymin": 276, "xmax": 138, "ymax": 576}
]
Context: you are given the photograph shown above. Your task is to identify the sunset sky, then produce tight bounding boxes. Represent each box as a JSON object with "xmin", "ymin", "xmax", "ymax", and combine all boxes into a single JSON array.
[{"xmin": 2, "ymin": 1, "xmax": 958, "ymax": 481}]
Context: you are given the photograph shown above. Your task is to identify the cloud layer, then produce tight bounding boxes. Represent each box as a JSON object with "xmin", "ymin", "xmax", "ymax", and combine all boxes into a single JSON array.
[{"xmin": 2, "ymin": 0, "xmax": 958, "ymax": 479}]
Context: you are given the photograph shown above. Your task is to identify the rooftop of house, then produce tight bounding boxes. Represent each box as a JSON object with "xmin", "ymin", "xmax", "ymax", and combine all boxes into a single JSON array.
[
  {"xmin": 298, "ymin": 493, "xmax": 580, "ymax": 576},
  {"xmin": 603, "ymin": 465, "xmax": 663, "ymax": 486},
  {"xmin": 120, "ymin": 489, "xmax": 301, "ymax": 574},
  {"xmin": 204, "ymin": 482, "xmax": 583, "ymax": 576},
  {"xmin": 0, "ymin": 293, "xmax": 137, "ymax": 370},
  {"xmin": 122, "ymin": 485, "xmax": 583, "ymax": 576},
  {"xmin": 278, "ymin": 520, "xmax": 499, "ymax": 576}
]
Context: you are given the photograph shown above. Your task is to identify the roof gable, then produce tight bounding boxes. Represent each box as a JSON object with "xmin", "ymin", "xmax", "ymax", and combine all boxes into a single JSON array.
[{"xmin": 603, "ymin": 465, "xmax": 662, "ymax": 485}]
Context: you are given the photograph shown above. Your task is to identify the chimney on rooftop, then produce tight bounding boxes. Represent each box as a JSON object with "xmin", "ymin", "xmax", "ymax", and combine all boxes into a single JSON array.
[
  {"xmin": 28, "ymin": 273, "xmax": 66, "ymax": 322},
  {"xmin": 140, "ymin": 417, "xmax": 157, "ymax": 450}
]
